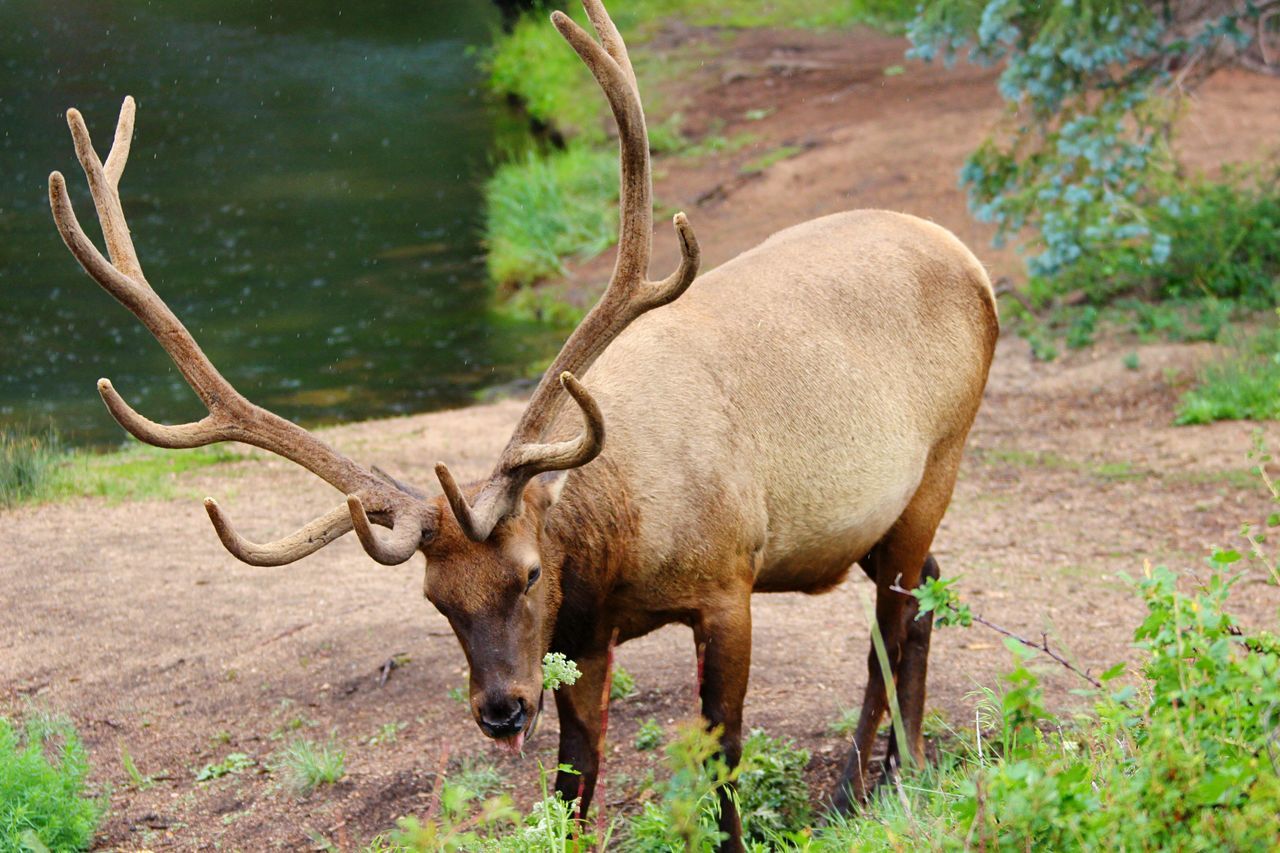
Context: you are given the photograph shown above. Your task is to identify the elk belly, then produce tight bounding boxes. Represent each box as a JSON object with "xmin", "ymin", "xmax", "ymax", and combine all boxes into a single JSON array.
[{"xmin": 753, "ymin": 474, "xmax": 922, "ymax": 593}]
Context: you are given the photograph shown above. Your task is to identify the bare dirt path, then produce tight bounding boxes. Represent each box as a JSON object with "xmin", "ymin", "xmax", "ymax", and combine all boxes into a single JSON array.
[{"xmin": 3, "ymin": 25, "xmax": 1279, "ymax": 851}]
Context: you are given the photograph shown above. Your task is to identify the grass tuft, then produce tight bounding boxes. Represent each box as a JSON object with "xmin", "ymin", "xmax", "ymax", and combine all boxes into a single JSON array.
[
  {"xmin": 279, "ymin": 738, "xmax": 346, "ymax": 795},
  {"xmin": 0, "ymin": 425, "xmax": 62, "ymax": 507}
]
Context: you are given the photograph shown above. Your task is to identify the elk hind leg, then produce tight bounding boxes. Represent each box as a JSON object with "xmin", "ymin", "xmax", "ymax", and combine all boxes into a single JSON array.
[
  {"xmin": 833, "ymin": 451, "xmax": 961, "ymax": 812},
  {"xmin": 882, "ymin": 553, "xmax": 939, "ymax": 774}
]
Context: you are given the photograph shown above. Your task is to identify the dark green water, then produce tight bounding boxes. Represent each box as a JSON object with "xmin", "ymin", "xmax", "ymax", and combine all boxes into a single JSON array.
[{"xmin": 0, "ymin": 0, "xmax": 563, "ymax": 447}]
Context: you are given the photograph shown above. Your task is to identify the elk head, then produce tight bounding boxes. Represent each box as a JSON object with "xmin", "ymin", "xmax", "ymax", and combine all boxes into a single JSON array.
[{"xmin": 47, "ymin": 0, "xmax": 697, "ymax": 749}]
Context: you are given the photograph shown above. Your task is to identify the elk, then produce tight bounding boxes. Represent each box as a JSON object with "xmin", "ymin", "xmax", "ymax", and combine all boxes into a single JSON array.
[{"xmin": 48, "ymin": 2, "xmax": 996, "ymax": 848}]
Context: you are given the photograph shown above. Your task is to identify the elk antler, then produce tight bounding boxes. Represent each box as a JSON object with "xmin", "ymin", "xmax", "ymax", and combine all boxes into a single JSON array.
[
  {"xmin": 436, "ymin": 0, "xmax": 700, "ymax": 542},
  {"xmin": 48, "ymin": 97, "xmax": 433, "ymax": 567}
]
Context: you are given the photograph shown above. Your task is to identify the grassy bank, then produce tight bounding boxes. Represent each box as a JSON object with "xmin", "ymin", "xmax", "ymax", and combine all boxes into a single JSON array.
[
  {"xmin": 0, "ymin": 425, "xmax": 241, "ymax": 508},
  {"xmin": 481, "ymin": 0, "xmax": 914, "ymax": 300}
]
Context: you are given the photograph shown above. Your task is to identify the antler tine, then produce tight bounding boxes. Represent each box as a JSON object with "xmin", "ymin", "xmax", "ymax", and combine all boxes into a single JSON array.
[
  {"xmin": 551, "ymin": 8, "xmax": 652, "ymax": 285},
  {"xmin": 436, "ymin": 2, "xmax": 700, "ymax": 542},
  {"xmin": 206, "ymin": 499, "xmax": 354, "ymax": 567},
  {"xmin": 580, "ymin": 0, "xmax": 638, "ymax": 94},
  {"xmin": 348, "ymin": 495, "xmax": 429, "ymax": 566},
  {"xmin": 49, "ymin": 98, "xmax": 430, "ymax": 568},
  {"xmin": 436, "ymin": 372, "xmax": 603, "ymax": 542}
]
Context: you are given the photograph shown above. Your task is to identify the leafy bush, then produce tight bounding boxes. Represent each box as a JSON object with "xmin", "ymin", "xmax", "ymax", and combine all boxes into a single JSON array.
[
  {"xmin": 1026, "ymin": 170, "xmax": 1280, "ymax": 307},
  {"xmin": 734, "ymin": 730, "xmax": 811, "ymax": 842},
  {"xmin": 0, "ymin": 713, "xmax": 101, "ymax": 851},
  {"xmin": 620, "ymin": 724, "xmax": 810, "ymax": 849},
  {"xmin": 835, "ymin": 546, "xmax": 1280, "ymax": 850},
  {"xmin": 910, "ymin": 1, "xmax": 1277, "ymax": 306}
]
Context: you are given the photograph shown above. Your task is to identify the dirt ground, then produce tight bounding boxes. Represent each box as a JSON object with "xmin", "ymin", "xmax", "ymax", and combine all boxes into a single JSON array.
[{"xmin": 3, "ymin": 24, "xmax": 1280, "ymax": 851}]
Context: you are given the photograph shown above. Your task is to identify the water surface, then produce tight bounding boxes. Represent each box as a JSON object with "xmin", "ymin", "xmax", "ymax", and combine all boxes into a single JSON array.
[{"xmin": 0, "ymin": 0, "xmax": 563, "ymax": 447}]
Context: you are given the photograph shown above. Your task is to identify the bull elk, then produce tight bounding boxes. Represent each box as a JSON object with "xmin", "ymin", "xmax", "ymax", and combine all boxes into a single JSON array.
[{"xmin": 48, "ymin": 1, "xmax": 996, "ymax": 847}]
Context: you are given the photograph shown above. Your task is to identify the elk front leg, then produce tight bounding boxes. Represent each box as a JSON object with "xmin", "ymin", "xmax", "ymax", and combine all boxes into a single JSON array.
[
  {"xmin": 553, "ymin": 649, "xmax": 610, "ymax": 816},
  {"xmin": 696, "ymin": 596, "xmax": 752, "ymax": 853}
]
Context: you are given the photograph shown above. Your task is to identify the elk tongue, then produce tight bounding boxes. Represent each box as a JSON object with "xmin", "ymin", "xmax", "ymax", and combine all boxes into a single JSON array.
[{"xmin": 502, "ymin": 730, "xmax": 525, "ymax": 755}]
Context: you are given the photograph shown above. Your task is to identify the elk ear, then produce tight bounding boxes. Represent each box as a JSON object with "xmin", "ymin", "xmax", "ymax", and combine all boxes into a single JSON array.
[{"xmin": 537, "ymin": 470, "xmax": 570, "ymax": 509}]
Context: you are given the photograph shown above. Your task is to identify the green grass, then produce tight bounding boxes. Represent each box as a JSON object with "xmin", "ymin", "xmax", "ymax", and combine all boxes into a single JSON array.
[
  {"xmin": 485, "ymin": 145, "xmax": 620, "ymax": 289},
  {"xmin": 0, "ymin": 425, "xmax": 63, "ymax": 507},
  {"xmin": 489, "ymin": 12, "xmax": 603, "ymax": 143},
  {"xmin": 451, "ymin": 757, "xmax": 506, "ymax": 799},
  {"xmin": 618, "ymin": 0, "xmax": 914, "ymax": 31},
  {"xmin": 1177, "ymin": 323, "xmax": 1280, "ymax": 425},
  {"xmin": 740, "ymin": 144, "xmax": 803, "ymax": 175},
  {"xmin": 1, "ymin": 712, "xmax": 102, "ymax": 852},
  {"xmin": 0, "ymin": 425, "xmax": 242, "ymax": 509},
  {"xmin": 278, "ymin": 738, "xmax": 346, "ymax": 795},
  {"xmin": 195, "ymin": 751, "xmax": 254, "ymax": 782}
]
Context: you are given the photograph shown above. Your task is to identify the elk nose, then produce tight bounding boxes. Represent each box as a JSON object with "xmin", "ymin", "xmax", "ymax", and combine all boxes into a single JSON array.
[{"xmin": 479, "ymin": 695, "xmax": 528, "ymax": 739}]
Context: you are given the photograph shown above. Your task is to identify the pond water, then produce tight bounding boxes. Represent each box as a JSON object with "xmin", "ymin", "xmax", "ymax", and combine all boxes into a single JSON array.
[{"xmin": 0, "ymin": 0, "xmax": 565, "ymax": 448}]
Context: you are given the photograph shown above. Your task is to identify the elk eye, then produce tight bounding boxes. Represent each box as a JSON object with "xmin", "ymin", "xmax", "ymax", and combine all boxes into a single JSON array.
[{"xmin": 525, "ymin": 565, "xmax": 542, "ymax": 593}]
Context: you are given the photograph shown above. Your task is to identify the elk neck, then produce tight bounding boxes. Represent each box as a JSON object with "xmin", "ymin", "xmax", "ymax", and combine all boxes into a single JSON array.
[{"xmin": 541, "ymin": 454, "xmax": 639, "ymax": 658}]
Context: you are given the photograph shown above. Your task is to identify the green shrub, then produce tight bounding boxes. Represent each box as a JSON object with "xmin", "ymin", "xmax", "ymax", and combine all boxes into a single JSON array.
[
  {"xmin": 911, "ymin": 1, "xmax": 1275, "ymax": 300},
  {"xmin": 0, "ymin": 713, "xmax": 101, "ymax": 851},
  {"xmin": 1176, "ymin": 322, "xmax": 1280, "ymax": 425},
  {"xmin": 1028, "ymin": 171, "xmax": 1280, "ymax": 308},
  {"xmin": 619, "ymin": 724, "xmax": 810, "ymax": 849},
  {"xmin": 734, "ymin": 730, "xmax": 811, "ymax": 842},
  {"xmin": 484, "ymin": 145, "xmax": 619, "ymax": 289},
  {"xmin": 837, "ymin": 545, "xmax": 1280, "ymax": 850}
]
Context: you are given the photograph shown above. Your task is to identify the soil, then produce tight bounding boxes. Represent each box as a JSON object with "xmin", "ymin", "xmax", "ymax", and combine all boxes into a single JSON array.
[{"xmin": 3, "ymin": 23, "xmax": 1279, "ymax": 852}]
